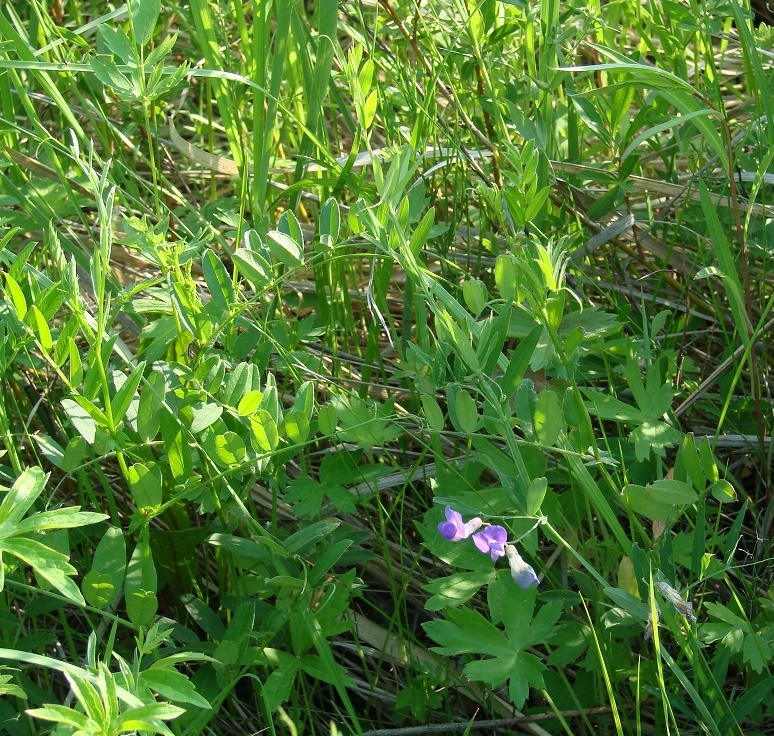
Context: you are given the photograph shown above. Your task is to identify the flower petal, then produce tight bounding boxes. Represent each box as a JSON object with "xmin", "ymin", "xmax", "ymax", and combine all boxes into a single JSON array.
[
  {"xmin": 438, "ymin": 521, "xmax": 459, "ymax": 541},
  {"xmin": 506, "ymin": 545, "xmax": 539, "ymax": 589},
  {"xmin": 472, "ymin": 531, "xmax": 490, "ymax": 554},
  {"xmin": 462, "ymin": 517, "xmax": 483, "ymax": 537}
]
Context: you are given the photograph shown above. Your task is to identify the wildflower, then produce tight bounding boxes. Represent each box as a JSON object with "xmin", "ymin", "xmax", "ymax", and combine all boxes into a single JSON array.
[
  {"xmin": 505, "ymin": 544, "xmax": 539, "ymax": 589},
  {"xmin": 472, "ymin": 525, "xmax": 508, "ymax": 561},
  {"xmin": 438, "ymin": 506, "xmax": 483, "ymax": 542}
]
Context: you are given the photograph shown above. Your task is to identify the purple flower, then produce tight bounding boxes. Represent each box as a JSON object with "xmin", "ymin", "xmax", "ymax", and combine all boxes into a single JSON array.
[
  {"xmin": 472, "ymin": 525, "xmax": 508, "ymax": 561},
  {"xmin": 438, "ymin": 506, "xmax": 483, "ymax": 542},
  {"xmin": 505, "ymin": 545, "xmax": 539, "ymax": 589}
]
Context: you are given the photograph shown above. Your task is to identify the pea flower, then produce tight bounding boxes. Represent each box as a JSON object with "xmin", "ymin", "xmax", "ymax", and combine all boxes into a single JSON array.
[
  {"xmin": 505, "ymin": 544, "xmax": 539, "ymax": 589},
  {"xmin": 438, "ymin": 506, "xmax": 483, "ymax": 542},
  {"xmin": 472, "ymin": 525, "xmax": 508, "ymax": 561}
]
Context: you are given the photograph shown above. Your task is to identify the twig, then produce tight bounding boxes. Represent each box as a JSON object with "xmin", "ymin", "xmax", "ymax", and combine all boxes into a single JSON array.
[{"xmin": 361, "ymin": 708, "xmax": 613, "ymax": 736}]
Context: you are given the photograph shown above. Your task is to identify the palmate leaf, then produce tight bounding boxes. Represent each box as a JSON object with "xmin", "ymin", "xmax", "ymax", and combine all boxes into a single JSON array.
[
  {"xmin": 424, "ymin": 606, "xmax": 508, "ymax": 657},
  {"xmin": 490, "ymin": 575, "xmax": 562, "ymax": 650},
  {"xmin": 425, "ymin": 573, "xmax": 559, "ymax": 709}
]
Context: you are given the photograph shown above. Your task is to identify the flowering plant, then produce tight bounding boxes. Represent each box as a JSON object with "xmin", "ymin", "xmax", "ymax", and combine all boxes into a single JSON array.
[
  {"xmin": 438, "ymin": 506, "xmax": 483, "ymax": 541},
  {"xmin": 437, "ymin": 506, "xmax": 538, "ymax": 589}
]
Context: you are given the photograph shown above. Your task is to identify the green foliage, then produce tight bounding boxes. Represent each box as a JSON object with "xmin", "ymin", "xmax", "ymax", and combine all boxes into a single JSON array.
[
  {"xmin": 0, "ymin": 468, "xmax": 106, "ymax": 603},
  {"xmin": 425, "ymin": 576, "xmax": 561, "ymax": 709},
  {"xmin": 0, "ymin": 0, "xmax": 771, "ymax": 734}
]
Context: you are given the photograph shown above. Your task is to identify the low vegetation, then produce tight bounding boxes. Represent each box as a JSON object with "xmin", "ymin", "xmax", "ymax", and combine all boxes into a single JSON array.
[{"xmin": 0, "ymin": 0, "xmax": 772, "ymax": 734}]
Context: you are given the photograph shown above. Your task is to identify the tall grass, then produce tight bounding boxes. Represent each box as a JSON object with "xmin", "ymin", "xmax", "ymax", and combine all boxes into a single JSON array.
[{"xmin": 0, "ymin": 0, "xmax": 771, "ymax": 734}]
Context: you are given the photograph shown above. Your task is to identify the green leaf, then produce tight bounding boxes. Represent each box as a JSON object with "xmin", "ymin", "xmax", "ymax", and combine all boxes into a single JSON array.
[
  {"xmin": 698, "ymin": 181, "xmax": 752, "ymax": 340},
  {"xmin": 678, "ymin": 433, "xmax": 705, "ymax": 490},
  {"xmin": 462, "ymin": 279, "xmax": 488, "ymax": 317},
  {"xmin": 526, "ymin": 477, "xmax": 548, "ymax": 515},
  {"xmin": 332, "ymin": 395, "xmax": 401, "ymax": 448},
  {"xmin": 499, "ymin": 325, "xmax": 542, "ymax": 400},
  {"xmin": 160, "ymin": 412, "xmax": 192, "ymax": 480},
  {"xmin": 424, "ymin": 570, "xmax": 496, "ymax": 611},
  {"xmin": 477, "ymin": 307, "xmax": 510, "ymax": 374},
  {"xmin": 437, "ymin": 309, "xmax": 479, "ymax": 373},
  {"xmin": 284, "ymin": 477, "xmax": 324, "ymax": 518},
  {"xmin": 62, "ymin": 436, "xmax": 88, "ymax": 474},
  {"xmin": 471, "ymin": 436, "xmax": 526, "ymax": 510},
  {"xmin": 495, "ymin": 255, "xmax": 518, "ymax": 301},
  {"xmin": 317, "ymin": 405, "xmax": 337, "ymax": 436},
  {"xmin": 0, "ymin": 467, "xmax": 46, "ymax": 526},
  {"xmin": 451, "ymin": 389, "xmax": 479, "ymax": 435},
  {"xmin": 128, "ymin": 462, "xmax": 163, "ymax": 508},
  {"xmin": 534, "ymin": 389, "xmax": 563, "ymax": 446},
  {"xmin": 137, "ymin": 369, "xmax": 165, "ymax": 442},
  {"xmin": 2, "ymin": 537, "xmax": 83, "ymax": 603},
  {"xmin": 28, "ymin": 305, "xmax": 52, "ymax": 351},
  {"xmin": 125, "ymin": 538, "xmax": 158, "ymax": 626},
  {"xmin": 621, "ymin": 108, "xmax": 714, "ymax": 161},
  {"xmin": 318, "ymin": 198, "xmax": 340, "ymax": 248},
  {"xmin": 583, "ymin": 389, "xmax": 645, "ymax": 423},
  {"xmin": 4, "ymin": 273, "xmax": 27, "ymax": 319},
  {"xmin": 709, "ymin": 479, "xmax": 736, "ymax": 503},
  {"xmin": 524, "ymin": 186, "xmax": 551, "ymax": 223},
  {"xmin": 263, "ymin": 658, "xmax": 300, "ymax": 712},
  {"xmin": 319, "ymin": 483, "xmax": 356, "ymax": 514},
  {"xmin": 285, "ymin": 520, "xmax": 340, "ymax": 556},
  {"xmin": 233, "ymin": 247, "xmax": 272, "ymax": 288},
  {"xmin": 278, "ymin": 208, "xmax": 304, "ymax": 249},
  {"xmin": 742, "ymin": 632, "xmax": 771, "ymax": 673},
  {"xmin": 114, "ymin": 702, "xmax": 185, "ymax": 728},
  {"xmin": 266, "ymin": 229, "xmax": 303, "ymax": 267},
  {"xmin": 129, "ymin": 0, "xmax": 161, "ymax": 45},
  {"xmin": 408, "ymin": 208, "xmax": 435, "ymax": 256},
  {"xmin": 189, "ymin": 402, "xmax": 223, "ymax": 434},
  {"xmin": 202, "ymin": 249, "xmax": 235, "ymax": 312},
  {"xmin": 99, "ymin": 26, "xmax": 135, "ymax": 64},
  {"xmin": 61, "ymin": 398, "xmax": 98, "ymax": 444},
  {"xmin": 237, "ymin": 390, "xmax": 263, "ymax": 417},
  {"xmin": 214, "ymin": 432, "xmax": 246, "ymax": 468},
  {"xmin": 426, "ymin": 577, "xmax": 554, "ymax": 710},
  {"xmin": 34, "ymin": 435, "xmax": 65, "ymax": 469},
  {"xmin": 718, "ymin": 675, "xmax": 774, "ymax": 734},
  {"xmin": 699, "ymin": 437, "xmax": 720, "ymax": 482},
  {"xmin": 420, "ymin": 394, "xmax": 445, "ymax": 433},
  {"xmin": 12, "ymin": 507, "xmax": 107, "ymax": 535},
  {"xmin": 81, "ymin": 571, "xmax": 116, "ymax": 610},
  {"xmin": 112, "ymin": 361, "xmax": 146, "ymax": 424},
  {"xmin": 629, "ymin": 420, "xmax": 682, "ymax": 461},
  {"xmin": 604, "ymin": 587, "xmax": 649, "ymax": 620},
  {"xmin": 251, "ymin": 410, "xmax": 279, "ymax": 452},
  {"xmin": 27, "ymin": 704, "xmax": 90, "ymax": 729},
  {"xmin": 284, "ymin": 410, "xmax": 310, "ymax": 444},
  {"xmin": 140, "ymin": 667, "xmax": 211, "ymax": 708},
  {"xmin": 424, "ymin": 606, "xmax": 508, "ymax": 657},
  {"xmin": 624, "ymin": 479, "xmax": 697, "ymax": 521},
  {"xmin": 90, "ymin": 54, "xmax": 136, "ymax": 95}
]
